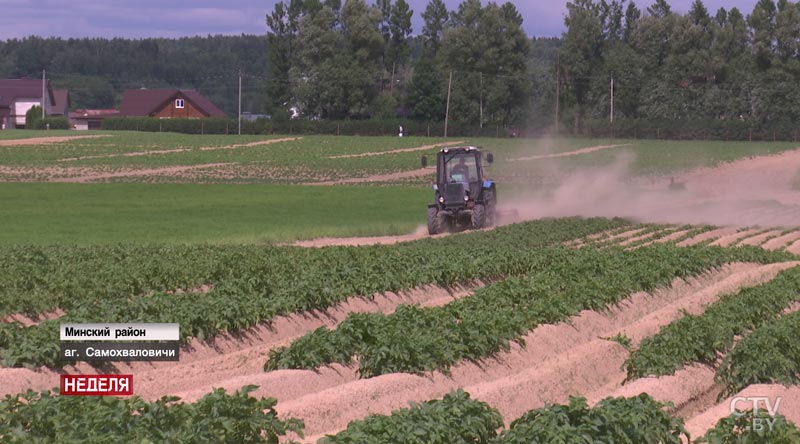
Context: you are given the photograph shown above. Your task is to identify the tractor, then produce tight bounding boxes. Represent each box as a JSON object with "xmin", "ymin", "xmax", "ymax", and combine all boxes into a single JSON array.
[{"xmin": 422, "ymin": 146, "xmax": 497, "ymax": 235}]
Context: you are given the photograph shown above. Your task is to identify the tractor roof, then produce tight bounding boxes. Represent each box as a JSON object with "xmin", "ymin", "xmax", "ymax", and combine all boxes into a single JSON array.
[{"xmin": 439, "ymin": 146, "xmax": 481, "ymax": 154}]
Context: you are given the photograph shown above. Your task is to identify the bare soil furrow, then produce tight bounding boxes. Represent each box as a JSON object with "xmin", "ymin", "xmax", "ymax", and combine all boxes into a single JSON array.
[
  {"xmin": 786, "ymin": 237, "xmax": 800, "ymax": 254},
  {"xmin": 273, "ymin": 262, "xmax": 794, "ymax": 439},
  {"xmin": 685, "ymin": 384, "xmax": 800, "ymax": 440},
  {"xmin": 735, "ymin": 229, "xmax": 785, "ymax": 247},
  {"xmin": 677, "ymin": 227, "xmax": 737, "ymax": 247},
  {"xmin": 762, "ymin": 229, "xmax": 800, "ymax": 250},
  {"xmin": 709, "ymin": 228, "xmax": 763, "ymax": 247}
]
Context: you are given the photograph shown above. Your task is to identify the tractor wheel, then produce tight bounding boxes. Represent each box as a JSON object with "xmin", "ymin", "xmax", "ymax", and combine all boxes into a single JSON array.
[
  {"xmin": 472, "ymin": 204, "xmax": 486, "ymax": 229},
  {"xmin": 484, "ymin": 190, "xmax": 497, "ymax": 226},
  {"xmin": 427, "ymin": 207, "xmax": 442, "ymax": 235}
]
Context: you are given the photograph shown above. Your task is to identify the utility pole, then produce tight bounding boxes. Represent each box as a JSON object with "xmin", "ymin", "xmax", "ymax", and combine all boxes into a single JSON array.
[
  {"xmin": 555, "ymin": 55, "xmax": 560, "ymax": 133},
  {"xmin": 42, "ymin": 70, "xmax": 47, "ymax": 119},
  {"xmin": 238, "ymin": 68, "xmax": 242, "ymax": 136},
  {"xmin": 610, "ymin": 73, "xmax": 614, "ymax": 124},
  {"xmin": 444, "ymin": 70, "xmax": 453, "ymax": 139},
  {"xmin": 479, "ymin": 72, "xmax": 483, "ymax": 129},
  {"xmin": 390, "ymin": 62, "xmax": 396, "ymax": 94}
]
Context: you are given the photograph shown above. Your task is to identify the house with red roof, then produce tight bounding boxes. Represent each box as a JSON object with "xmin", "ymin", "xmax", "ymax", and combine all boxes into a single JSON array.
[
  {"xmin": 119, "ymin": 89, "xmax": 225, "ymax": 119},
  {"xmin": 0, "ymin": 79, "xmax": 56, "ymax": 129}
]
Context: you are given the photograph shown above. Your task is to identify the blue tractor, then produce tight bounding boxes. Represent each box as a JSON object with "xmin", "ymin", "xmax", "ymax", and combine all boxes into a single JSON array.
[{"xmin": 422, "ymin": 146, "xmax": 497, "ymax": 235}]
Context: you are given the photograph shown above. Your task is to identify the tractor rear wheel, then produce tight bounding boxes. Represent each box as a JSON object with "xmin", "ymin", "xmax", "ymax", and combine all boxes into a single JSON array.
[
  {"xmin": 472, "ymin": 204, "xmax": 486, "ymax": 229},
  {"xmin": 427, "ymin": 207, "xmax": 442, "ymax": 235},
  {"xmin": 484, "ymin": 190, "xmax": 497, "ymax": 226}
]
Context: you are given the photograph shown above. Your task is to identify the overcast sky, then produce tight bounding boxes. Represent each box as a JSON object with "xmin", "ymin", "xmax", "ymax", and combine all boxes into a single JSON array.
[{"xmin": 0, "ymin": 0, "xmax": 761, "ymax": 40}]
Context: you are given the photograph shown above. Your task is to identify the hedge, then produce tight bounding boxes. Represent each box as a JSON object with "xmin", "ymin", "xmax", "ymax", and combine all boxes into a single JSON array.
[
  {"xmin": 31, "ymin": 117, "xmax": 70, "ymax": 130},
  {"xmin": 100, "ymin": 116, "xmax": 800, "ymax": 141},
  {"xmin": 100, "ymin": 117, "xmax": 530, "ymax": 138},
  {"xmin": 577, "ymin": 118, "xmax": 800, "ymax": 141}
]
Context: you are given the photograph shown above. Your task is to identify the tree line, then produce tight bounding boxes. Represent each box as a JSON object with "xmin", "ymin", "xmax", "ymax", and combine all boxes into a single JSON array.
[
  {"xmin": 561, "ymin": 0, "xmax": 800, "ymax": 132},
  {"xmin": 265, "ymin": 0, "xmax": 535, "ymax": 129}
]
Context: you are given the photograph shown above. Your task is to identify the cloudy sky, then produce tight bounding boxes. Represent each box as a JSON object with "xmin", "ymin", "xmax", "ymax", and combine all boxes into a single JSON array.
[{"xmin": 0, "ymin": 0, "xmax": 761, "ymax": 40}]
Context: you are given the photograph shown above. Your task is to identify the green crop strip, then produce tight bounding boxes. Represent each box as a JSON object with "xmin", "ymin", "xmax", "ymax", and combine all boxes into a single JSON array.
[
  {"xmin": 0, "ymin": 385, "xmax": 303, "ymax": 444},
  {"xmin": 265, "ymin": 244, "xmax": 792, "ymax": 377},
  {"xmin": 695, "ymin": 410, "xmax": 800, "ymax": 444},
  {"xmin": 716, "ymin": 309, "xmax": 800, "ymax": 398},
  {"xmin": 319, "ymin": 389, "xmax": 502, "ymax": 444},
  {"xmin": 0, "ymin": 218, "xmax": 632, "ymax": 368},
  {"xmin": 322, "ymin": 392, "xmax": 689, "ymax": 444},
  {"xmin": 625, "ymin": 267, "xmax": 800, "ymax": 381}
]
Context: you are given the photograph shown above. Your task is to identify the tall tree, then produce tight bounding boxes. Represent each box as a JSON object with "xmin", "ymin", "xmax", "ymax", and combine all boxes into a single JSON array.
[
  {"xmin": 421, "ymin": 0, "xmax": 449, "ymax": 56},
  {"xmin": 387, "ymin": 0, "xmax": 413, "ymax": 68},
  {"xmin": 561, "ymin": 0, "xmax": 603, "ymax": 128},
  {"xmin": 647, "ymin": 0, "xmax": 671, "ymax": 18}
]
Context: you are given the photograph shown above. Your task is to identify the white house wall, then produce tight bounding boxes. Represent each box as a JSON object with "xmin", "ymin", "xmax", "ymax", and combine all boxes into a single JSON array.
[{"xmin": 14, "ymin": 99, "xmax": 43, "ymax": 126}]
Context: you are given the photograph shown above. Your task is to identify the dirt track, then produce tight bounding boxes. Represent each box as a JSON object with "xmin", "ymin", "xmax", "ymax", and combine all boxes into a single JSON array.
[
  {"xmin": 0, "ymin": 135, "xmax": 111, "ymax": 146},
  {"xmin": 303, "ymin": 167, "xmax": 436, "ymax": 186},
  {"xmin": 509, "ymin": 143, "xmax": 632, "ymax": 161},
  {"xmin": 327, "ymin": 140, "xmax": 465, "ymax": 159},
  {"xmin": 57, "ymin": 137, "xmax": 299, "ymax": 162}
]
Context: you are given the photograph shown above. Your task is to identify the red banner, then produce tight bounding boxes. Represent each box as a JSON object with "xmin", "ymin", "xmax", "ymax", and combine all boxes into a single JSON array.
[{"xmin": 60, "ymin": 374, "xmax": 133, "ymax": 396}]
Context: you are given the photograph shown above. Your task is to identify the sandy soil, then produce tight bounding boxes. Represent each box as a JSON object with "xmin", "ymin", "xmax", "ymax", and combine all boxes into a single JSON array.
[
  {"xmin": 50, "ymin": 163, "xmax": 234, "ymax": 183},
  {"xmin": 763, "ymin": 229, "xmax": 800, "ymax": 250},
  {"xmin": 56, "ymin": 137, "xmax": 299, "ymax": 162},
  {"xmin": 327, "ymin": 140, "xmax": 465, "ymax": 159},
  {"xmin": 737, "ymin": 229, "xmax": 786, "ymax": 247},
  {"xmin": 0, "ymin": 308, "xmax": 65, "ymax": 327},
  {"xmin": 0, "ymin": 135, "xmax": 111, "ymax": 146},
  {"xmin": 677, "ymin": 228, "xmax": 739, "ymax": 246},
  {"xmin": 509, "ymin": 143, "xmax": 632, "ymax": 161},
  {"xmin": 710, "ymin": 228, "xmax": 765, "ymax": 247},
  {"xmin": 685, "ymin": 384, "xmax": 800, "ymax": 440},
  {"xmin": 274, "ymin": 261, "xmax": 796, "ymax": 439},
  {"xmin": 786, "ymin": 238, "xmax": 800, "ymax": 255},
  {"xmin": 292, "ymin": 225, "xmax": 431, "ymax": 247},
  {"xmin": 303, "ymin": 167, "xmax": 436, "ymax": 186},
  {"xmin": 3, "ymin": 259, "xmax": 797, "ymax": 440}
]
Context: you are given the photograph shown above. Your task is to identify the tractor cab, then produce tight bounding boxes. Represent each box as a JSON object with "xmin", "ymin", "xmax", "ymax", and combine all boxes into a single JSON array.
[{"xmin": 422, "ymin": 146, "xmax": 496, "ymax": 234}]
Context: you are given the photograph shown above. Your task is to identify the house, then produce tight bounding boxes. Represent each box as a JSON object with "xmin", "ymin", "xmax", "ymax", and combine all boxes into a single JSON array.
[
  {"xmin": 0, "ymin": 79, "xmax": 56, "ymax": 129},
  {"xmin": 49, "ymin": 90, "xmax": 71, "ymax": 117},
  {"xmin": 69, "ymin": 109, "xmax": 119, "ymax": 131},
  {"xmin": 119, "ymin": 89, "xmax": 225, "ymax": 119}
]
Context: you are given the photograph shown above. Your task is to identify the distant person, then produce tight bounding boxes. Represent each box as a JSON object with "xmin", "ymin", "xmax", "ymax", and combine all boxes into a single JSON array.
[{"xmin": 398, "ymin": 125, "xmax": 404, "ymax": 137}]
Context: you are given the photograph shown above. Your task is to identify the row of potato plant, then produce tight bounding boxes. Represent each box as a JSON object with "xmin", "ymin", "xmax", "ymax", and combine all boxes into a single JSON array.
[
  {"xmin": 323, "ymin": 390, "xmax": 800, "ymax": 444},
  {"xmin": 625, "ymin": 267, "xmax": 800, "ymax": 380},
  {"xmin": 0, "ymin": 218, "xmax": 632, "ymax": 368},
  {"xmin": 266, "ymin": 244, "xmax": 792, "ymax": 377}
]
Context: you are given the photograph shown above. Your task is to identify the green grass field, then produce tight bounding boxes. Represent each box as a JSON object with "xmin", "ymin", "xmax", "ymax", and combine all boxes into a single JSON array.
[
  {"xmin": 0, "ymin": 130, "xmax": 797, "ymax": 243},
  {"xmin": 0, "ymin": 183, "xmax": 427, "ymax": 244}
]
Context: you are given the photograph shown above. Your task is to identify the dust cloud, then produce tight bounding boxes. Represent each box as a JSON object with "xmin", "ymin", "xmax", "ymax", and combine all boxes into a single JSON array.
[{"xmin": 500, "ymin": 143, "xmax": 800, "ymax": 228}]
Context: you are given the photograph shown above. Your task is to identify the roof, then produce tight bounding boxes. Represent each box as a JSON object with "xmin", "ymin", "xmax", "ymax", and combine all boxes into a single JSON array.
[
  {"xmin": 0, "ymin": 79, "xmax": 55, "ymax": 108},
  {"xmin": 119, "ymin": 88, "xmax": 225, "ymax": 117},
  {"xmin": 52, "ymin": 90, "xmax": 70, "ymax": 109}
]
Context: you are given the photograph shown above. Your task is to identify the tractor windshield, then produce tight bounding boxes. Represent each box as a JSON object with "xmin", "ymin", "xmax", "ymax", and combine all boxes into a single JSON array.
[{"xmin": 443, "ymin": 152, "xmax": 478, "ymax": 183}]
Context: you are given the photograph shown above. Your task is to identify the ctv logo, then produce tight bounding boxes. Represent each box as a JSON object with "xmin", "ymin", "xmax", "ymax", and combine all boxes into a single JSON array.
[{"xmin": 729, "ymin": 396, "xmax": 783, "ymax": 432}]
